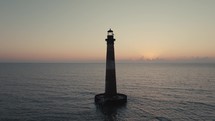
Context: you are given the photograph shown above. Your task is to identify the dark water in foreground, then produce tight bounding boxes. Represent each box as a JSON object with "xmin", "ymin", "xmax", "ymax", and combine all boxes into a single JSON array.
[{"xmin": 0, "ymin": 63, "xmax": 214, "ymax": 121}]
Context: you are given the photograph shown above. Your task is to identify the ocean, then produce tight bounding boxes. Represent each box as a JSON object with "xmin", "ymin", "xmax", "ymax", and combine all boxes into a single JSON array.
[{"xmin": 0, "ymin": 63, "xmax": 214, "ymax": 121}]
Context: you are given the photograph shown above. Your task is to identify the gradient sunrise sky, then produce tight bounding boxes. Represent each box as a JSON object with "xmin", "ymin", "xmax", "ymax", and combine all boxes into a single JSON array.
[{"xmin": 0, "ymin": 0, "xmax": 215, "ymax": 62}]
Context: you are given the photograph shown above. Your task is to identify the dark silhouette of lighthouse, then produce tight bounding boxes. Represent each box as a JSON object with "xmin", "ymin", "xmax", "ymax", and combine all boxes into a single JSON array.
[
  {"xmin": 95, "ymin": 29, "xmax": 127, "ymax": 105},
  {"xmin": 105, "ymin": 29, "xmax": 117, "ymax": 96}
]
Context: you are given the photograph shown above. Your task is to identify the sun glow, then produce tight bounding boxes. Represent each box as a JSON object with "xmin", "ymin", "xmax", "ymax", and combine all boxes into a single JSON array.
[{"xmin": 138, "ymin": 52, "xmax": 160, "ymax": 61}]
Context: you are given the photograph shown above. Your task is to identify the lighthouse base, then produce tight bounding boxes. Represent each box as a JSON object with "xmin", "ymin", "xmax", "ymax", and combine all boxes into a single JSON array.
[{"xmin": 95, "ymin": 93, "xmax": 127, "ymax": 105}]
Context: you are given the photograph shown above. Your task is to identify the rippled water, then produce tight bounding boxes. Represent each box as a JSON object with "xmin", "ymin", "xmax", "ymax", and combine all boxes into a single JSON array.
[{"xmin": 0, "ymin": 63, "xmax": 214, "ymax": 121}]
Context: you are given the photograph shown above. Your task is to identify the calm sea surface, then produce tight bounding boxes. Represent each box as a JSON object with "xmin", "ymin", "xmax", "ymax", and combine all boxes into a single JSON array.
[{"xmin": 0, "ymin": 63, "xmax": 214, "ymax": 121}]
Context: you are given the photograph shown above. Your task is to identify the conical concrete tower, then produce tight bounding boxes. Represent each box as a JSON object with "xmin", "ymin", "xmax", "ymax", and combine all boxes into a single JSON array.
[
  {"xmin": 95, "ymin": 29, "xmax": 127, "ymax": 105},
  {"xmin": 105, "ymin": 29, "xmax": 117, "ymax": 96}
]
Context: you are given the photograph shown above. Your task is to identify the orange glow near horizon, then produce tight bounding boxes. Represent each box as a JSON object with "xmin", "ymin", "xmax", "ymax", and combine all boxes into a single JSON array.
[{"xmin": 1, "ymin": 50, "xmax": 215, "ymax": 62}]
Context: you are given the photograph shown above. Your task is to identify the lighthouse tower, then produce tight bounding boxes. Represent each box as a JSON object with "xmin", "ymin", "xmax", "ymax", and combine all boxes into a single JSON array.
[
  {"xmin": 95, "ymin": 29, "xmax": 127, "ymax": 105},
  {"xmin": 105, "ymin": 29, "xmax": 117, "ymax": 96}
]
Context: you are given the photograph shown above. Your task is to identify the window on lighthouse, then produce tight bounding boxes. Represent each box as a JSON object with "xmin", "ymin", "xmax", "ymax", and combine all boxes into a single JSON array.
[{"xmin": 108, "ymin": 29, "xmax": 114, "ymax": 36}]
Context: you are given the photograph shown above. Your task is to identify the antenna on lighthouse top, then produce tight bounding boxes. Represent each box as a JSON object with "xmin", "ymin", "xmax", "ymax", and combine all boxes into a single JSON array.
[{"xmin": 108, "ymin": 28, "xmax": 113, "ymax": 32}]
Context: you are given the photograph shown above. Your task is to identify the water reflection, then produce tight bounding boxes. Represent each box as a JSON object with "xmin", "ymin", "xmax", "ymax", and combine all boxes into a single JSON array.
[{"xmin": 96, "ymin": 104, "xmax": 126, "ymax": 121}]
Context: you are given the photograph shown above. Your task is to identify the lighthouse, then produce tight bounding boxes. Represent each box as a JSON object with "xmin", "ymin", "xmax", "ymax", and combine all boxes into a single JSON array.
[
  {"xmin": 105, "ymin": 29, "xmax": 117, "ymax": 96},
  {"xmin": 95, "ymin": 29, "xmax": 127, "ymax": 105}
]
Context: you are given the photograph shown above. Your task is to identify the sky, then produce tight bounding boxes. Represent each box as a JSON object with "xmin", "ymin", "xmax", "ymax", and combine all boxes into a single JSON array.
[{"xmin": 0, "ymin": 0, "xmax": 215, "ymax": 63}]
